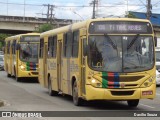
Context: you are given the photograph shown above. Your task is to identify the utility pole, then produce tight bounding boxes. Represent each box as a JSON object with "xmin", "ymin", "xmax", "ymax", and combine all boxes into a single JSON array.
[
  {"xmin": 146, "ymin": 0, "xmax": 152, "ymax": 20},
  {"xmin": 43, "ymin": 4, "xmax": 55, "ymax": 24},
  {"xmin": 50, "ymin": 5, "xmax": 54, "ymax": 24},
  {"xmin": 23, "ymin": 0, "xmax": 26, "ymax": 22},
  {"xmin": 90, "ymin": 0, "xmax": 98, "ymax": 19},
  {"xmin": 47, "ymin": 4, "xmax": 50, "ymax": 23}
]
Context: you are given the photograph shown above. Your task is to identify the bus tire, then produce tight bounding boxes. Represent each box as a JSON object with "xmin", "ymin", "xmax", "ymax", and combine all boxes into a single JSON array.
[
  {"xmin": 72, "ymin": 81, "xmax": 83, "ymax": 106},
  {"xmin": 127, "ymin": 99, "xmax": 139, "ymax": 107},
  {"xmin": 48, "ymin": 76, "xmax": 58, "ymax": 96}
]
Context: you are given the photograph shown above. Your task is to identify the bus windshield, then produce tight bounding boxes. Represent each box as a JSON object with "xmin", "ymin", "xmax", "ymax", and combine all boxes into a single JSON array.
[
  {"xmin": 88, "ymin": 35, "xmax": 154, "ymax": 72},
  {"xmin": 20, "ymin": 43, "xmax": 38, "ymax": 63}
]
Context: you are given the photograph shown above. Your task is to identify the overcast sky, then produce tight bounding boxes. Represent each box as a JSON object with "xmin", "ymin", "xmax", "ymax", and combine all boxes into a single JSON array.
[{"xmin": 0, "ymin": 0, "xmax": 160, "ymax": 20}]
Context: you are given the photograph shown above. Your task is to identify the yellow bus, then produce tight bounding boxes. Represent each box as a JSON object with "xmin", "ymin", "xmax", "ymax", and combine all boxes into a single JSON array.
[
  {"xmin": 39, "ymin": 18, "xmax": 156, "ymax": 107},
  {"xmin": 4, "ymin": 33, "xmax": 40, "ymax": 82}
]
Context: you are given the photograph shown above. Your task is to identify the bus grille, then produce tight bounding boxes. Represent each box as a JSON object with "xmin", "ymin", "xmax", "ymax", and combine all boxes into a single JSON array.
[
  {"xmin": 31, "ymin": 72, "xmax": 38, "ymax": 75},
  {"xmin": 111, "ymin": 91, "xmax": 134, "ymax": 96},
  {"xmin": 119, "ymin": 76, "xmax": 144, "ymax": 82}
]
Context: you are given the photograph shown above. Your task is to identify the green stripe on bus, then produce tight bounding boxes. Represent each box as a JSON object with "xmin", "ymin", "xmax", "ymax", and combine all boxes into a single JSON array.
[
  {"xmin": 26, "ymin": 62, "xmax": 30, "ymax": 71},
  {"xmin": 102, "ymin": 72, "xmax": 108, "ymax": 88}
]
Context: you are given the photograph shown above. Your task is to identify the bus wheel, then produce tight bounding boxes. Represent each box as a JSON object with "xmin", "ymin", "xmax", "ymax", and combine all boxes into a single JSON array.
[
  {"xmin": 127, "ymin": 100, "xmax": 139, "ymax": 107},
  {"xmin": 48, "ymin": 76, "xmax": 58, "ymax": 96},
  {"xmin": 72, "ymin": 81, "xmax": 83, "ymax": 106}
]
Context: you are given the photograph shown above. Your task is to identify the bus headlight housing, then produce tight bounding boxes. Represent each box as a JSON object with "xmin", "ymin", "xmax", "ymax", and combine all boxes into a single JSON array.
[
  {"xmin": 140, "ymin": 76, "xmax": 154, "ymax": 88},
  {"xmin": 20, "ymin": 65, "xmax": 26, "ymax": 70},
  {"xmin": 90, "ymin": 79, "xmax": 102, "ymax": 88}
]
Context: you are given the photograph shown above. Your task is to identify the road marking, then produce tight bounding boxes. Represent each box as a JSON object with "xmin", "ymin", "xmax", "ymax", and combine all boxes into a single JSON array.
[{"xmin": 140, "ymin": 103, "xmax": 155, "ymax": 109}]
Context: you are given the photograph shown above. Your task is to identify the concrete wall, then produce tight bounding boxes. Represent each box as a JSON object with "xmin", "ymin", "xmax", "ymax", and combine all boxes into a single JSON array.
[{"xmin": 0, "ymin": 21, "xmax": 40, "ymax": 31}]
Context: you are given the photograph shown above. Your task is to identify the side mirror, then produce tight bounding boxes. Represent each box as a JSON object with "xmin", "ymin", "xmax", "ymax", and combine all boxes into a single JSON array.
[
  {"xmin": 16, "ymin": 43, "xmax": 20, "ymax": 50},
  {"xmin": 154, "ymin": 37, "xmax": 157, "ymax": 47}
]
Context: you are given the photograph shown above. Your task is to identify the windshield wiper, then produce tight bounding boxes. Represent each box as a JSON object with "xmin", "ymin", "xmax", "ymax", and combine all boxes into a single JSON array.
[
  {"xmin": 104, "ymin": 34, "xmax": 117, "ymax": 49},
  {"xmin": 127, "ymin": 34, "xmax": 139, "ymax": 50}
]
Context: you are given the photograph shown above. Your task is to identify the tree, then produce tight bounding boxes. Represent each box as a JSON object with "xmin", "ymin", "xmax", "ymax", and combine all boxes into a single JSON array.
[
  {"xmin": 36, "ymin": 23, "xmax": 54, "ymax": 33},
  {"xmin": 0, "ymin": 34, "xmax": 12, "ymax": 50},
  {"xmin": 125, "ymin": 12, "xmax": 137, "ymax": 18}
]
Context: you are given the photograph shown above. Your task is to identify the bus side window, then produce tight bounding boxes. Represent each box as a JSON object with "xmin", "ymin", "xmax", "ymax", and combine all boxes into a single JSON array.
[
  {"xmin": 48, "ymin": 36, "xmax": 57, "ymax": 58},
  {"xmin": 12, "ymin": 40, "xmax": 16, "ymax": 54},
  {"xmin": 48, "ymin": 36, "xmax": 53, "ymax": 58},
  {"xmin": 7, "ymin": 41, "xmax": 10, "ymax": 54},
  {"xmin": 72, "ymin": 31, "xmax": 79, "ymax": 58},
  {"xmin": 39, "ymin": 38, "xmax": 44, "ymax": 58},
  {"xmin": 53, "ymin": 36, "xmax": 57, "ymax": 58},
  {"xmin": 64, "ymin": 32, "xmax": 72, "ymax": 58}
]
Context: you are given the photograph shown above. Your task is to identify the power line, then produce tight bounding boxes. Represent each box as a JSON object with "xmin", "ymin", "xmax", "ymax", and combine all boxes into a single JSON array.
[
  {"xmin": 0, "ymin": 1, "xmax": 148, "ymax": 7},
  {"xmin": 138, "ymin": 0, "xmax": 146, "ymax": 6}
]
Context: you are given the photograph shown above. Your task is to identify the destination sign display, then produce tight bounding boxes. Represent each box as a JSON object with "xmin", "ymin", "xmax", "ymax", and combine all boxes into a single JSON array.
[
  {"xmin": 89, "ymin": 21, "xmax": 152, "ymax": 34},
  {"xmin": 20, "ymin": 36, "xmax": 40, "ymax": 42}
]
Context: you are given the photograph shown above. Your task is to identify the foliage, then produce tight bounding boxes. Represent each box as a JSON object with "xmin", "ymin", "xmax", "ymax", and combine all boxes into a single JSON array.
[
  {"xmin": 0, "ymin": 34, "xmax": 12, "ymax": 50},
  {"xmin": 125, "ymin": 12, "xmax": 137, "ymax": 18},
  {"xmin": 36, "ymin": 23, "xmax": 54, "ymax": 33}
]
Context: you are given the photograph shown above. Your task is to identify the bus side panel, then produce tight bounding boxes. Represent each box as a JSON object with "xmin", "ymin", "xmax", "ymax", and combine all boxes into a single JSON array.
[
  {"xmin": 39, "ymin": 58, "xmax": 45, "ymax": 87},
  {"xmin": 61, "ymin": 58, "xmax": 70, "ymax": 94},
  {"xmin": 70, "ymin": 58, "xmax": 79, "ymax": 95},
  {"xmin": 4, "ymin": 41, "xmax": 7, "ymax": 72},
  {"xmin": 38, "ymin": 37, "xmax": 46, "ymax": 87},
  {"xmin": 48, "ymin": 59, "xmax": 58, "ymax": 92},
  {"xmin": 8, "ymin": 42, "xmax": 12, "ymax": 75},
  {"xmin": 10, "ymin": 41, "xmax": 14, "ymax": 76}
]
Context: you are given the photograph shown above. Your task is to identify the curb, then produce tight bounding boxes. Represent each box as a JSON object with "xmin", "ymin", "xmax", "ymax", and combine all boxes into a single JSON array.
[{"xmin": 0, "ymin": 100, "xmax": 4, "ymax": 107}]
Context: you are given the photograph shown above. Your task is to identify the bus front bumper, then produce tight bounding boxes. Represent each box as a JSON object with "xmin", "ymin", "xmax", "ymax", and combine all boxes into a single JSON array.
[
  {"xmin": 18, "ymin": 69, "xmax": 38, "ymax": 78},
  {"xmin": 85, "ymin": 84, "xmax": 156, "ymax": 101}
]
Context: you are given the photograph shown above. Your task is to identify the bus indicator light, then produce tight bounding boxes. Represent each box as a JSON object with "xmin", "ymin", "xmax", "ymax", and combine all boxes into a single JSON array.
[{"xmin": 142, "ymin": 91, "xmax": 153, "ymax": 95}]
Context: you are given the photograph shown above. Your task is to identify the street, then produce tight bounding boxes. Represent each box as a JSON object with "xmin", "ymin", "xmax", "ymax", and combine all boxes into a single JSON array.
[{"xmin": 0, "ymin": 71, "xmax": 160, "ymax": 120}]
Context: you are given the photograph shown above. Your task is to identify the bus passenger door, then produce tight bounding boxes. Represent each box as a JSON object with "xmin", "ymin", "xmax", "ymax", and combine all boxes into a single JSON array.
[
  {"xmin": 57, "ymin": 40, "xmax": 62, "ymax": 91},
  {"xmin": 80, "ymin": 37, "xmax": 87, "ymax": 95}
]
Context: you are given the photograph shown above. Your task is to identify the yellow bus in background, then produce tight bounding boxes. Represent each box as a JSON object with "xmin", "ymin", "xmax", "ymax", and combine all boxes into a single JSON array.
[
  {"xmin": 39, "ymin": 18, "xmax": 156, "ymax": 107},
  {"xmin": 4, "ymin": 33, "xmax": 40, "ymax": 82}
]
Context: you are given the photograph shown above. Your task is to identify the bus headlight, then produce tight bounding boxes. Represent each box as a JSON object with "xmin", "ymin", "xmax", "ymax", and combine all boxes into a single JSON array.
[
  {"xmin": 90, "ymin": 79, "xmax": 102, "ymax": 88},
  {"xmin": 20, "ymin": 65, "xmax": 25, "ymax": 70},
  {"xmin": 140, "ymin": 76, "xmax": 154, "ymax": 88}
]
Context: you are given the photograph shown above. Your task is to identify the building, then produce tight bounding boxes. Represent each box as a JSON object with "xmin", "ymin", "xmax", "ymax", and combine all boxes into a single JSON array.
[{"xmin": 129, "ymin": 11, "xmax": 160, "ymax": 46}]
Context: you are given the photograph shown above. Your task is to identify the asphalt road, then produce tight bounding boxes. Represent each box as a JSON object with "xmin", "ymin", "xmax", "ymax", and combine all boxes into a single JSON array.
[{"xmin": 0, "ymin": 71, "xmax": 160, "ymax": 120}]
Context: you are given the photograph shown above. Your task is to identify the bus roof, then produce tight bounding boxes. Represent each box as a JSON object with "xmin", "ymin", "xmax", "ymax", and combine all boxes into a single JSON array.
[
  {"xmin": 5, "ymin": 33, "xmax": 40, "ymax": 41},
  {"xmin": 40, "ymin": 18, "xmax": 152, "ymax": 38}
]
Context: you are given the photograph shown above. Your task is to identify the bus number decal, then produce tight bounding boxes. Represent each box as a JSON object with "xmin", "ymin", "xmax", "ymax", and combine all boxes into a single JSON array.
[
  {"xmin": 48, "ymin": 60, "xmax": 56, "ymax": 70},
  {"xmin": 70, "ymin": 61, "xmax": 78, "ymax": 72}
]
